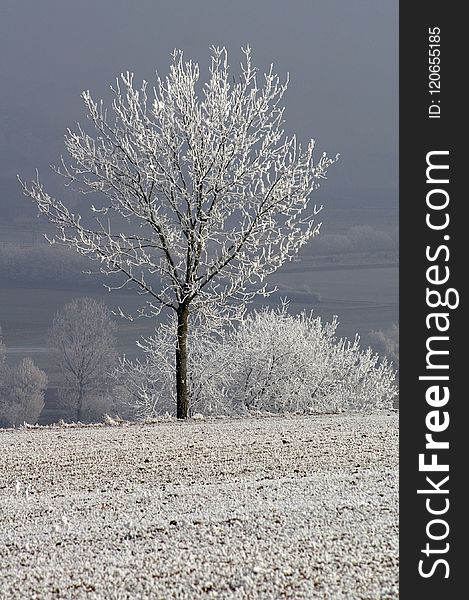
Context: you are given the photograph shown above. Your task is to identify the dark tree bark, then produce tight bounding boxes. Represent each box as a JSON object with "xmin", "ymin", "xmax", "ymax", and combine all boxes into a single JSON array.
[
  {"xmin": 76, "ymin": 384, "xmax": 84, "ymax": 422},
  {"xmin": 176, "ymin": 304, "xmax": 190, "ymax": 419}
]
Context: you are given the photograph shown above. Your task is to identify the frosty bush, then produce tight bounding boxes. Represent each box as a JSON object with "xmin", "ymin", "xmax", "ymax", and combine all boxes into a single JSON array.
[
  {"xmin": 77, "ymin": 389, "xmax": 130, "ymax": 423},
  {"xmin": 117, "ymin": 306, "xmax": 397, "ymax": 417},
  {"xmin": 0, "ymin": 357, "xmax": 48, "ymax": 428},
  {"xmin": 227, "ymin": 307, "xmax": 396, "ymax": 413}
]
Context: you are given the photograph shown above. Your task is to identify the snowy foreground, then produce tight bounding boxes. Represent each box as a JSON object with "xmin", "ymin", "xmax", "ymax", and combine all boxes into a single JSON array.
[{"xmin": 0, "ymin": 413, "xmax": 398, "ymax": 599}]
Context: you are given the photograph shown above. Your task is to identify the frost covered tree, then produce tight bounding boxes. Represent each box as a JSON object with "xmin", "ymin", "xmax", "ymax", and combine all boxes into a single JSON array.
[
  {"xmin": 21, "ymin": 47, "xmax": 338, "ymax": 418},
  {"xmin": 0, "ymin": 335, "xmax": 48, "ymax": 428},
  {"xmin": 0, "ymin": 358, "xmax": 48, "ymax": 427},
  {"xmin": 49, "ymin": 298, "xmax": 117, "ymax": 422}
]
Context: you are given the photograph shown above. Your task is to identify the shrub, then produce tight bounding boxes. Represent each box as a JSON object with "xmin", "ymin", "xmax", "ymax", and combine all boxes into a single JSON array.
[
  {"xmin": 226, "ymin": 307, "xmax": 396, "ymax": 413},
  {"xmin": 116, "ymin": 316, "xmax": 232, "ymax": 418},
  {"xmin": 117, "ymin": 306, "xmax": 397, "ymax": 417}
]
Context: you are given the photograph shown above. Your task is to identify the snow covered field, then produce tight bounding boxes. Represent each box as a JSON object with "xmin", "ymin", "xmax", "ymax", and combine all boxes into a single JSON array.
[{"xmin": 0, "ymin": 413, "xmax": 398, "ymax": 599}]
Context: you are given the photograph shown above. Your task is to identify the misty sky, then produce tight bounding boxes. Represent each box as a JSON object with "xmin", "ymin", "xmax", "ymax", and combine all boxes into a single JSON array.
[{"xmin": 0, "ymin": 0, "xmax": 398, "ymax": 222}]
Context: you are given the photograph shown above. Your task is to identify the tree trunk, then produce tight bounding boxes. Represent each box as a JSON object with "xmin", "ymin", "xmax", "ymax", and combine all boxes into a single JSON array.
[
  {"xmin": 76, "ymin": 385, "xmax": 84, "ymax": 422},
  {"xmin": 176, "ymin": 304, "xmax": 190, "ymax": 419}
]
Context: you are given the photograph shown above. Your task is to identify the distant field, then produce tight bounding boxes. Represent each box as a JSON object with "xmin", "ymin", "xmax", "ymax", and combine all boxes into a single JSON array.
[
  {"xmin": 0, "ymin": 413, "xmax": 399, "ymax": 599},
  {"xmin": 0, "ymin": 258, "xmax": 398, "ymax": 385}
]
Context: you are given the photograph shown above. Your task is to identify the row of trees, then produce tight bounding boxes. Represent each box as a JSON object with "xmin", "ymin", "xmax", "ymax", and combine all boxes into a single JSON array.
[
  {"xmin": 1, "ymin": 296, "xmax": 398, "ymax": 427},
  {"xmin": 0, "ymin": 244, "xmax": 101, "ymax": 287},
  {"xmin": 302, "ymin": 225, "xmax": 398, "ymax": 258},
  {"xmin": 0, "ymin": 224, "xmax": 398, "ymax": 287}
]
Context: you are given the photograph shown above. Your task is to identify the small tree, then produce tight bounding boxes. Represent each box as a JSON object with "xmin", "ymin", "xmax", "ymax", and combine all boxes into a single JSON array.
[
  {"xmin": 49, "ymin": 297, "xmax": 117, "ymax": 422},
  {"xmin": 0, "ymin": 355, "xmax": 48, "ymax": 428},
  {"xmin": 21, "ymin": 47, "xmax": 338, "ymax": 418},
  {"xmin": 2, "ymin": 358, "xmax": 48, "ymax": 426}
]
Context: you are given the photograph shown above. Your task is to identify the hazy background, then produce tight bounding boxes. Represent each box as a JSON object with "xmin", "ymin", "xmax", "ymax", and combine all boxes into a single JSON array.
[{"xmin": 0, "ymin": 0, "xmax": 398, "ymax": 387}]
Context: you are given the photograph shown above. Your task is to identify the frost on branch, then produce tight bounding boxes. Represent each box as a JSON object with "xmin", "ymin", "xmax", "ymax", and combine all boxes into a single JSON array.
[
  {"xmin": 115, "ymin": 314, "xmax": 233, "ymax": 418},
  {"xmin": 116, "ymin": 306, "xmax": 397, "ymax": 418},
  {"xmin": 228, "ymin": 307, "xmax": 397, "ymax": 413},
  {"xmin": 20, "ymin": 46, "xmax": 338, "ymax": 320},
  {"xmin": 20, "ymin": 46, "xmax": 339, "ymax": 418}
]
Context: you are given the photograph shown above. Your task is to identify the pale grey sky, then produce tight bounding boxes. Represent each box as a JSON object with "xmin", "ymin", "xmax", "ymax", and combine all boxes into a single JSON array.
[{"xmin": 0, "ymin": 0, "xmax": 398, "ymax": 222}]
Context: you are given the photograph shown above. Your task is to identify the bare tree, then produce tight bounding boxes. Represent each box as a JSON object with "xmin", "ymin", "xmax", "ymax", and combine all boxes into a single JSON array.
[
  {"xmin": 21, "ymin": 47, "xmax": 338, "ymax": 418},
  {"xmin": 49, "ymin": 298, "xmax": 117, "ymax": 422}
]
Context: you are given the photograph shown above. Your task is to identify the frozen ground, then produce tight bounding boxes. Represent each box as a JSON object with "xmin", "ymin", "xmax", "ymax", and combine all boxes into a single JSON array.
[{"xmin": 0, "ymin": 413, "xmax": 398, "ymax": 599}]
